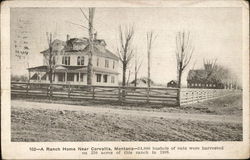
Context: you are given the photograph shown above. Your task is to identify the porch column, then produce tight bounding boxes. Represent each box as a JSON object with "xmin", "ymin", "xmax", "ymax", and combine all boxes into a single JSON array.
[
  {"xmin": 65, "ymin": 72, "xmax": 67, "ymax": 83},
  {"xmin": 74, "ymin": 73, "xmax": 77, "ymax": 83},
  {"xmin": 79, "ymin": 72, "xmax": 81, "ymax": 83},
  {"xmin": 28, "ymin": 70, "xmax": 31, "ymax": 83}
]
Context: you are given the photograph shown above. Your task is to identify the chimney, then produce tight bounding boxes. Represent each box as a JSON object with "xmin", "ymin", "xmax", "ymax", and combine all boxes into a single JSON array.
[{"xmin": 66, "ymin": 34, "xmax": 70, "ymax": 41}]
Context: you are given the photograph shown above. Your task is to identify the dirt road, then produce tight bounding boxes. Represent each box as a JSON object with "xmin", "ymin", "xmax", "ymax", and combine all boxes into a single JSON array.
[{"xmin": 12, "ymin": 100, "xmax": 241, "ymax": 124}]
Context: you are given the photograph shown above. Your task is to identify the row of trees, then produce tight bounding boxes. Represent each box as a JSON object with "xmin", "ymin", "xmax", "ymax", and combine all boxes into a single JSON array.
[
  {"xmin": 44, "ymin": 7, "xmax": 194, "ymax": 90},
  {"xmin": 117, "ymin": 27, "xmax": 194, "ymax": 89},
  {"xmin": 203, "ymin": 59, "xmax": 240, "ymax": 88},
  {"xmin": 45, "ymin": 8, "xmax": 239, "ymax": 91}
]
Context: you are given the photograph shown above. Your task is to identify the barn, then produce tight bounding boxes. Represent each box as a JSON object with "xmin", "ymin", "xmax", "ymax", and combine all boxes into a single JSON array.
[{"xmin": 187, "ymin": 70, "xmax": 224, "ymax": 89}]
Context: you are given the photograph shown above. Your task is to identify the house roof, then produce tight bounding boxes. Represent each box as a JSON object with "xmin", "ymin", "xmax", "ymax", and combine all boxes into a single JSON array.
[
  {"xmin": 83, "ymin": 44, "xmax": 119, "ymax": 60},
  {"xmin": 28, "ymin": 65, "xmax": 119, "ymax": 74},
  {"xmin": 40, "ymin": 39, "xmax": 66, "ymax": 54},
  {"xmin": 187, "ymin": 69, "xmax": 222, "ymax": 83},
  {"xmin": 187, "ymin": 70, "xmax": 207, "ymax": 81},
  {"xmin": 167, "ymin": 80, "xmax": 177, "ymax": 84},
  {"xmin": 93, "ymin": 67, "xmax": 119, "ymax": 75},
  {"xmin": 28, "ymin": 65, "xmax": 87, "ymax": 72},
  {"xmin": 28, "ymin": 65, "xmax": 49, "ymax": 71},
  {"xmin": 40, "ymin": 37, "xmax": 119, "ymax": 60},
  {"xmin": 130, "ymin": 77, "xmax": 154, "ymax": 84}
]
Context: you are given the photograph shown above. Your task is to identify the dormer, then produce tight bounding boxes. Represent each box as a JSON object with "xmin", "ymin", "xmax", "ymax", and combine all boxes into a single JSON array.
[{"xmin": 65, "ymin": 37, "xmax": 88, "ymax": 51}]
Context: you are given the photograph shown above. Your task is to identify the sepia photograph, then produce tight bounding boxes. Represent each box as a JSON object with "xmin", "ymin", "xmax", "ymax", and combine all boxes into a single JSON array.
[
  {"xmin": 10, "ymin": 6, "xmax": 243, "ymax": 142},
  {"xmin": 1, "ymin": 0, "xmax": 249, "ymax": 159}
]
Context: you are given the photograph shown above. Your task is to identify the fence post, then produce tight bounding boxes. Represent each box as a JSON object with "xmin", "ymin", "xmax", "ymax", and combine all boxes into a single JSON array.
[
  {"xmin": 177, "ymin": 88, "xmax": 180, "ymax": 106},
  {"xmin": 122, "ymin": 86, "xmax": 125, "ymax": 103},
  {"xmin": 118, "ymin": 87, "xmax": 121, "ymax": 103},
  {"xmin": 50, "ymin": 84, "xmax": 53, "ymax": 97},
  {"xmin": 92, "ymin": 86, "xmax": 95, "ymax": 100},
  {"xmin": 191, "ymin": 91, "xmax": 194, "ymax": 104},
  {"xmin": 26, "ymin": 82, "xmax": 30, "ymax": 96},
  {"xmin": 68, "ymin": 84, "xmax": 71, "ymax": 98},
  {"xmin": 147, "ymin": 88, "xmax": 150, "ymax": 103}
]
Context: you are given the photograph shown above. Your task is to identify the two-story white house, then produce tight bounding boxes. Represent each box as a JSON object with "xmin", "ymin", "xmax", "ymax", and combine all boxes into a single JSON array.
[{"xmin": 28, "ymin": 35, "xmax": 119, "ymax": 86}]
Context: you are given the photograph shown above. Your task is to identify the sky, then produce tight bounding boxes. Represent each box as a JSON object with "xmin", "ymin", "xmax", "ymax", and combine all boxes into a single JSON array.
[{"xmin": 11, "ymin": 7, "xmax": 242, "ymax": 85}]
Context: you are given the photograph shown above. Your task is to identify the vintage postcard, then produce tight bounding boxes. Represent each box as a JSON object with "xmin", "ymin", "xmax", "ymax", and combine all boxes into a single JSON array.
[{"xmin": 1, "ymin": 0, "xmax": 249, "ymax": 159}]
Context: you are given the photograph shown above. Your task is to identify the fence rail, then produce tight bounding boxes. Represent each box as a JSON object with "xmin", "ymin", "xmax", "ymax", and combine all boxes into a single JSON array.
[
  {"xmin": 11, "ymin": 82, "xmax": 239, "ymax": 106},
  {"xmin": 180, "ymin": 88, "xmax": 238, "ymax": 105},
  {"xmin": 11, "ymin": 82, "xmax": 179, "ymax": 105}
]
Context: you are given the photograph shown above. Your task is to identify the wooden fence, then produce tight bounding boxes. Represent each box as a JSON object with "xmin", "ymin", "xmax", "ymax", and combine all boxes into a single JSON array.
[
  {"xmin": 11, "ymin": 82, "xmax": 179, "ymax": 105},
  {"xmin": 180, "ymin": 88, "xmax": 238, "ymax": 105},
  {"xmin": 11, "ymin": 82, "xmax": 239, "ymax": 106}
]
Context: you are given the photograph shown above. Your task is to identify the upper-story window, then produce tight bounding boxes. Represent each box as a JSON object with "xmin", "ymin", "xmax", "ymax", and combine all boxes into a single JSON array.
[
  {"xmin": 113, "ymin": 60, "xmax": 115, "ymax": 69},
  {"xmin": 62, "ymin": 56, "xmax": 70, "ymax": 65},
  {"xmin": 105, "ymin": 59, "xmax": 109, "ymax": 68},
  {"xmin": 77, "ymin": 56, "xmax": 84, "ymax": 65},
  {"xmin": 96, "ymin": 58, "xmax": 99, "ymax": 66}
]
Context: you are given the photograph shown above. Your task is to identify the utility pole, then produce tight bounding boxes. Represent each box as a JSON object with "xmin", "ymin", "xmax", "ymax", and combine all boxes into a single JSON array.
[
  {"xmin": 134, "ymin": 54, "xmax": 137, "ymax": 87},
  {"xmin": 87, "ymin": 8, "xmax": 95, "ymax": 85},
  {"xmin": 48, "ymin": 33, "xmax": 53, "ymax": 85},
  {"xmin": 147, "ymin": 31, "xmax": 155, "ymax": 88}
]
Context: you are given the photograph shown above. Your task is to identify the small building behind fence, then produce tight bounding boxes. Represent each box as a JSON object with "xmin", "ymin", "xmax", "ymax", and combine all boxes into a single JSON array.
[{"xmin": 167, "ymin": 80, "xmax": 178, "ymax": 88}]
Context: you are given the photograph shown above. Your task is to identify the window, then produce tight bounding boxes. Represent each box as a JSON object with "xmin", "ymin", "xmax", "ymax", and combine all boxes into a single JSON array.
[
  {"xmin": 58, "ymin": 73, "xmax": 64, "ymax": 82},
  {"xmin": 81, "ymin": 57, "xmax": 84, "ymax": 65},
  {"xmin": 77, "ymin": 56, "xmax": 80, "ymax": 65},
  {"xmin": 77, "ymin": 56, "xmax": 84, "ymax": 65},
  {"xmin": 80, "ymin": 73, "xmax": 84, "ymax": 82},
  {"xmin": 67, "ymin": 73, "xmax": 74, "ymax": 81},
  {"xmin": 97, "ymin": 58, "xmax": 99, "ymax": 66},
  {"xmin": 76, "ymin": 74, "xmax": 79, "ymax": 81},
  {"xmin": 105, "ymin": 59, "xmax": 109, "ymax": 68},
  {"xmin": 62, "ymin": 56, "xmax": 70, "ymax": 65},
  {"xmin": 96, "ymin": 74, "xmax": 101, "ymax": 82},
  {"xmin": 111, "ymin": 76, "xmax": 115, "ymax": 83},
  {"xmin": 113, "ymin": 61, "xmax": 115, "ymax": 69},
  {"xmin": 103, "ymin": 75, "xmax": 108, "ymax": 83}
]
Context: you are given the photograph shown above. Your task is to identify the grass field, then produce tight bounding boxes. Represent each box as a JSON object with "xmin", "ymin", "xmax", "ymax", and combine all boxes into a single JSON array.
[
  {"xmin": 11, "ymin": 94, "xmax": 242, "ymax": 141},
  {"xmin": 12, "ymin": 93, "xmax": 242, "ymax": 115}
]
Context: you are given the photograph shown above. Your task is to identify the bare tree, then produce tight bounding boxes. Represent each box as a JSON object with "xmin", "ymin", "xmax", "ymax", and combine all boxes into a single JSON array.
[
  {"xmin": 46, "ymin": 32, "xmax": 54, "ymax": 85},
  {"xmin": 44, "ymin": 32, "xmax": 55, "ymax": 97},
  {"xmin": 117, "ymin": 25, "xmax": 135, "ymax": 87},
  {"xmin": 126, "ymin": 69, "xmax": 132, "ymax": 86},
  {"xmin": 87, "ymin": 8, "xmax": 95, "ymax": 85},
  {"xmin": 147, "ymin": 31, "xmax": 157, "ymax": 88},
  {"xmin": 65, "ymin": 8, "xmax": 95, "ymax": 86},
  {"xmin": 44, "ymin": 34, "xmax": 63, "ymax": 84},
  {"xmin": 134, "ymin": 52, "xmax": 143, "ymax": 87},
  {"xmin": 175, "ymin": 31, "xmax": 194, "ymax": 88},
  {"xmin": 203, "ymin": 58, "xmax": 217, "ymax": 80}
]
